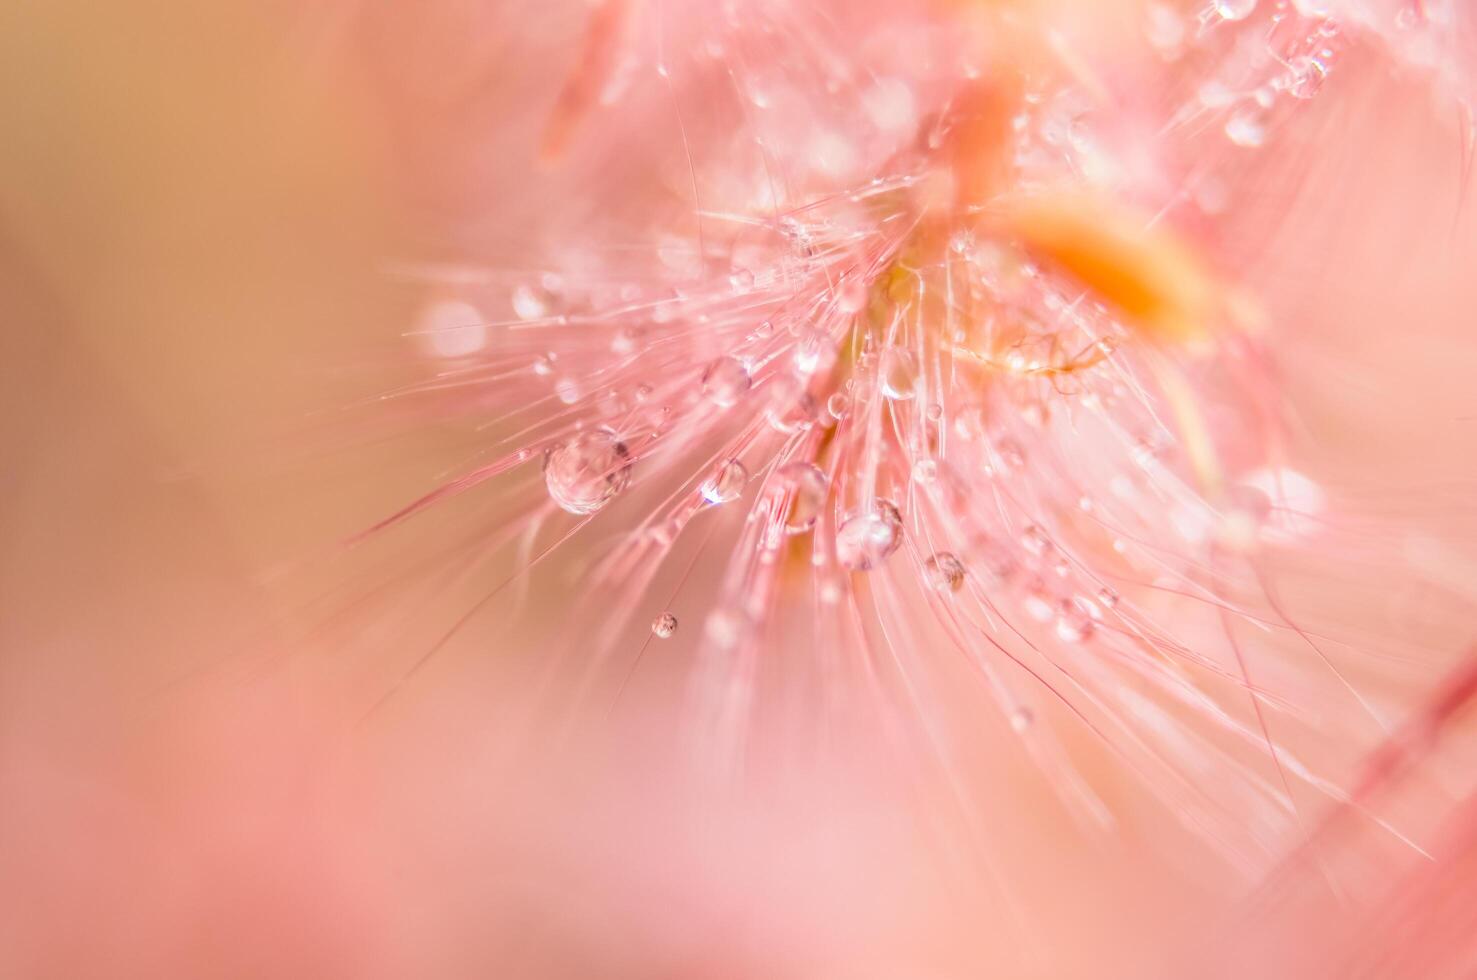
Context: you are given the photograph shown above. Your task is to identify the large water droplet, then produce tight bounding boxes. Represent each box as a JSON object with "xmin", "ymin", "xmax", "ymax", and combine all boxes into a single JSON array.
[
  {"xmin": 544, "ymin": 428, "xmax": 633, "ymax": 515},
  {"xmin": 701, "ymin": 459, "xmax": 749, "ymax": 505},
  {"xmin": 837, "ymin": 499, "xmax": 904, "ymax": 571},
  {"xmin": 702, "ymin": 356, "xmax": 752, "ymax": 407}
]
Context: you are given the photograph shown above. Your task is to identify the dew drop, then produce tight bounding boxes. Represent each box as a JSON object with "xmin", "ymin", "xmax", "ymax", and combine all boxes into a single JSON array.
[
  {"xmin": 764, "ymin": 374, "xmax": 818, "ymax": 433},
  {"xmin": 912, "ymin": 459, "xmax": 938, "ymax": 484},
  {"xmin": 705, "ymin": 608, "xmax": 747, "ymax": 650},
  {"xmin": 1021, "ymin": 525, "xmax": 1051, "ymax": 557},
  {"xmin": 511, "ymin": 283, "xmax": 551, "ymax": 321},
  {"xmin": 836, "ymin": 499, "xmax": 904, "ymax": 571},
  {"xmin": 420, "ymin": 299, "xmax": 487, "ymax": 358},
  {"xmin": 879, "ymin": 348, "xmax": 920, "ymax": 401},
  {"xmin": 924, "ymin": 552, "xmax": 966, "ymax": 593},
  {"xmin": 652, "ymin": 612, "xmax": 678, "ymax": 639},
  {"xmin": 1144, "ymin": 3, "xmax": 1185, "ymax": 51},
  {"xmin": 778, "ymin": 461, "xmax": 828, "ymax": 534},
  {"xmin": 1213, "ymin": 0, "xmax": 1257, "ymax": 20},
  {"xmin": 555, "ymin": 377, "xmax": 582, "ymax": 405},
  {"xmin": 1225, "ymin": 107, "xmax": 1267, "ymax": 147},
  {"xmin": 544, "ymin": 428, "xmax": 633, "ymax": 515},
  {"xmin": 826, "ymin": 392, "xmax": 850, "ymax": 421},
  {"xmin": 1023, "ymin": 584, "xmax": 1056, "ymax": 622},
  {"xmin": 1285, "ymin": 55, "xmax": 1328, "ymax": 99},
  {"xmin": 1055, "ymin": 603, "xmax": 1094, "ymax": 643},
  {"xmin": 532, "ymin": 353, "xmax": 556, "ymax": 377},
  {"xmin": 702, "ymin": 356, "xmax": 752, "ymax": 407},
  {"xmin": 700, "ymin": 458, "xmax": 749, "ymax": 505},
  {"xmin": 836, "ymin": 275, "xmax": 869, "ymax": 314},
  {"xmin": 1010, "ymin": 707, "xmax": 1034, "ymax": 733}
]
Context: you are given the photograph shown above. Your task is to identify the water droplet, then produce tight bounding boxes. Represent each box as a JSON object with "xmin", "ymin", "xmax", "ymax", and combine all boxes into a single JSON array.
[
  {"xmin": 532, "ymin": 353, "xmax": 556, "ymax": 377},
  {"xmin": 778, "ymin": 461, "xmax": 828, "ymax": 534},
  {"xmin": 861, "ymin": 77, "xmax": 918, "ymax": 136},
  {"xmin": 652, "ymin": 612, "xmax": 678, "ymax": 639},
  {"xmin": 544, "ymin": 428, "xmax": 633, "ymax": 515},
  {"xmin": 1225, "ymin": 107, "xmax": 1267, "ymax": 147},
  {"xmin": 1285, "ymin": 55, "xmax": 1328, "ymax": 99},
  {"xmin": 555, "ymin": 377, "xmax": 582, "ymax": 404},
  {"xmin": 1023, "ymin": 583, "xmax": 1056, "ymax": 622},
  {"xmin": 1010, "ymin": 707, "xmax": 1034, "ymax": 733},
  {"xmin": 511, "ymin": 283, "xmax": 550, "ymax": 321},
  {"xmin": 702, "ymin": 356, "xmax": 752, "ymax": 407},
  {"xmin": 1145, "ymin": 3, "xmax": 1186, "ymax": 51},
  {"xmin": 912, "ymin": 459, "xmax": 938, "ymax": 484},
  {"xmin": 879, "ymin": 349, "xmax": 920, "ymax": 401},
  {"xmin": 764, "ymin": 374, "xmax": 817, "ymax": 433},
  {"xmin": 705, "ymin": 608, "xmax": 747, "ymax": 649},
  {"xmin": 836, "ymin": 275, "xmax": 869, "ymax": 314},
  {"xmin": 826, "ymin": 392, "xmax": 850, "ymax": 421},
  {"xmin": 1021, "ymin": 525, "xmax": 1051, "ymax": 557},
  {"xmin": 924, "ymin": 552, "xmax": 966, "ymax": 592},
  {"xmin": 1213, "ymin": 0, "xmax": 1257, "ymax": 20},
  {"xmin": 1097, "ymin": 587, "xmax": 1120, "ymax": 609},
  {"xmin": 701, "ymin": 459, "xmax": 749, "ymax": 505},
  {"xmin": 837, "ymin": 499, "xmax": 904, "ymax": 571},
  {"xmin": 1055, "ymin": 603, "xmax": 1094, "ymax": 643},
  {"xmin": 420, "ymin": 299, "xmax": 487, "ymax": 358}
]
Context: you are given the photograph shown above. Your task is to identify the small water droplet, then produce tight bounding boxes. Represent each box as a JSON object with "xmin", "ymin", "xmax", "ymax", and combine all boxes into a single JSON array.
[
  {"xmin": 1010, "ymin": 707, "xmax": 1034, "ymax": 733},
  {"xmin": 837, "ymin": 499, "xmax": 904, "ymax": 571},
  {"xmin": 652, "ymin": 612, "xmax": 678, "ymax": 638},
  {"xmin": 511, "ymin": 283, "xmax": 551, "ymax": 321},
  {"xmin": 702, "ymin": 356, "xmax": 752, "ymax": 407},
  {"xmin": 912, "ymin": 459, "xmax": 938, "ymax": 484},
  {"xmin": 544, "ymin": 428, "xmax": 633, "ymax": 515},
  {"xmin": 1225, "ymin": 107, "xmax": 1267, "ymax": 147},
  {"xmin": 924, "ymin": 552, "xmax": 966, "ymax": 593},
  {"xmin": 532, "ymin": 353, "xmax": 556, "ymax": 377},
  {"xmin": 1213, "ymin": 0, "xmax": 1257, "ymax": 21},
  {"xmin": 1021, "ymin": 525, "xmax": 1051, "ymax": 557},
  {"xmin": 701, "ymin": 458, "xmax": 749, "ymax": 505}
]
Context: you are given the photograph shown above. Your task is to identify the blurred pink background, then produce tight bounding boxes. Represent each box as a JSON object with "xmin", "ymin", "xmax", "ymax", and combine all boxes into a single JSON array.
[{"xmin": 2, "ymin": 2, "xmax": 1475, "ymax": 977}]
